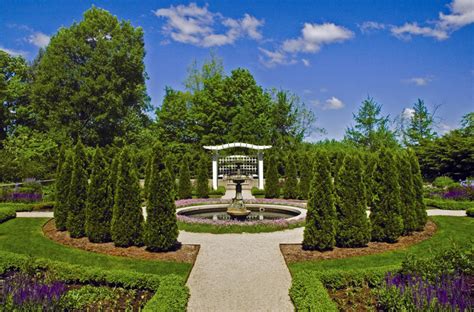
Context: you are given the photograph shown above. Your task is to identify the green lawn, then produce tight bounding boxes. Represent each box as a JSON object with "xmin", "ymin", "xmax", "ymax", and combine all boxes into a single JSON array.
[
  {"xmin": 289, "ymin": 216, "xmax": 474, "ymax": 274},
  {"xmin": 0, "ymin": 218, "xmax": 191, "ymax": 277}
]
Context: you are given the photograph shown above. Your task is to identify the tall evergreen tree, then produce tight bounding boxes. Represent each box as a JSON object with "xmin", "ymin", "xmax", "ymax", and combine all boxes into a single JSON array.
[
  {"xmin": 403, "ymin": 99, "xmax": 437, "ymax": 146},
  {"xmin": 283, "ymin": 153, "xmax": 298, "ymax": 199},
  {"xmin": 144, "ymin": 152, "xmax": 152, "ymax": 202},
  {"xmin": 111, "ymin": 147, "xmax": 144, "ymax": 247},
  {"xmin": 177, "ymin": 154, "xmax": 192, "ymax": 199},
  {"xmin": 265, "ymin": 153, "xmax": 280, "ymax": 198},
  {"xmin": 67, "ymin": 140, "xmax": 88, "ymax": 238},
  {"xmin": 408, "ymin": 149, "xmax": 428, "ymax": 230},
  {"xmin": 370, "ymin": 148, "xmax": 403, "ymax": 243},
  {"xmin": 108, "ymin": 153, "xmax": 119, "ymax": 206},
  {"xmin": 144, "ymin": 142, "xmax": 179, "ymax": 251},
  {"xmin": 298, "ymin": 152, "xmax": 312, "ymax": 200},
  {"xmin": 397, "ymin": 152, "xmax": 418, "ymax": 235},
  {"xmin": 196, "ymin": 154, "xmax": 209, "ymax": 198},
  {"xmin": 54, "ymin": 147, "xmax": 72, "ymax": 231},
  {"xmin": 334, "ymin": 154, "xmax": 371, "ymax": 247},
  {"xmin": 329, "ymin": 150, "xmax": 345, "ymax": 180},
  {"xmin": 85, "ymin": 148, "xmax": 112, "ymax": 243},
  {"xmin": 303, "ymin": 151, "xmax": 337, "ymax": 250},
  {"xmin": 363, "ymin": 152, "xmax": 378, "ymax": 209}
]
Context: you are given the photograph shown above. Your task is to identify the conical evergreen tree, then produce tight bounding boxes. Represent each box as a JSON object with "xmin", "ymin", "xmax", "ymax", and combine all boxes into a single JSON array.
[
  {"xmin": 108, "ymin": 153, "xmax": 119, "ymax": 207},
  {"xmin": 178, "ymin": 154, "xmax": 192, "ymax": 199},
  {"xmin": 408, "ymin": 149, "xmax": 428, "ymax": 230},
  {"xmin": 196, "ymin": 154, "xmax": 209, "ymax": 198},
  {"xmin": 265, "ymin": 153, "xmax": 280, "ymax": 198},
  {"xmin": 144, "ymin": 142, "xmax": 180, "ymax": 251},
  {"xmin": 143, "ymin": 151, "xmax": 152, "ymax": 202},
  {"xmin": 329, "ymin": 150, "xmax": 345, "ymax": 179},
  {"xmin": 67, "ymin": 140, "xmax": 88, "ymax": 238},
  {"xmin": 334, "ymin": 154, "xmax": 371, "ymax": 247},
  {"xmin": 283, "ymin": 153, "xmax": 298, "ymax": 199},
  {"xmin": 370, "ymin": 148, "xmax": 403, "ymax": 243},
  {"xmin": 111, "ymin": 147, "xmax": 144, "ymax": 247},
  {"xmin": 363, "ymin": 152, "xmax": 378, "ymax": 209},
  {"xmin": 303, "ymin": 151, "xmax": 337, "ymax": 250},
  {"xmin": 397, "ymin": 151, "xmax": 418, "ymax": 235},
  {"xmin": 54, "ymin": 147, "xmax": 72, "ymax": 231},
  {"xmin": 85, "ymin": 148, "xmax": 112, "ymax": 243},
  {"xmin": 298, "ymin": 152, "xmax": 312, "ymax": 200}
]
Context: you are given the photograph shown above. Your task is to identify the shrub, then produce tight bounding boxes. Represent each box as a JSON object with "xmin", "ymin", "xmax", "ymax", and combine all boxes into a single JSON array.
[
  {"xmin": 0, "ymin": 207, "xmax": 16, "ymax": 224},
  {"xmin": 67, "ymin": 140, "xmax": 88, "ymax": 238},
  {"xmin": 108, "ymin": 154, "xmax": 119, "ymax": 208},
  {"xmin": 408, "ymin": 149, "xmax": 428, "ymax": 230},
  {"xmin": 142, "ymin": 275, "xmax": 188, "ymax": 312},
  {"xmin": 466, "ymin": 207, "xmax": 474, "ymax": 217},
  {"xmin": 144, "ymin": 142, "xmax": 179, "ymax": 251},
  {"xmin": 334, "ymin": 153, "xmax": 371, "ymax": 247},
  {"xmin": 443, "ymin": 185, "xmax": 474, "ymax": 201},
  {"xmin": 298, "ymin": 152, "xmax": 312, "ymax": 200},
  {"xmin": 424, "ymin": 198, "xmax": 474, "ymax": 210},
  {"xmin": 432, "ymin": 176, "xmax": 455, "ymax": 188},
  {"xmin": 290, "ymin": 271, "xmax": 338, "ymax": 312},
  {"xmin": 397, "ymin": 152, "xmax": 417, "ymax": 234},
  {"xmin": 177, "ymin": 154, "xmax": 192, "ymax": 199},
  {"xmin": 303, "ymin": 151, "xmax": 336, "ymax": 250},
  {"xmin": 283, "ymin": 153, "xmax": 299, "ymax": 199},
  {"xmin": 370, "ymin": 148, "xmax": 403, "ymax": 243},
  {"xmin": 111, "ymin": 147, "xmax": 144, "ymax": 247},
  {"xmin": 31, "ymin": 201, "xmax": 55, "ymax": 210},
  {"xmin": 195, "ymin": 154, "xmax": 209, "ymax": 198},
  {"xmin": 208, "ymin": 186, "xmax": 225, "ymax": 196},
  {"xmin": 264, "ymin": 153, "xmax": 280, "ymax": 198},
  {"xmin": 54, "ymin": 149, "xmax": 72, "ymax": 231},
  {"xmin": 251, "ymin": 187, "xmax": 265, "ymax": 196},
  {"xmin": 85, "ymin": 148, "xmax": 112, "ymax": 243}
]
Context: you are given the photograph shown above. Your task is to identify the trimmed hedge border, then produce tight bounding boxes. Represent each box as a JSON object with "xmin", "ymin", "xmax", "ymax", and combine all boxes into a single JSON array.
[
  {"xmin": 290, "ymin": 266, "xmax": 399, "ymax": 311},
  {"xmin": 467, "ymin": 208, "xmax": 474, "ymax": 218},
  {"xmin": 0, "ymin": 207, "xmax": 16, "ymax": 224},
  {"xmin": 0, "ymin": 250, "xmax": 188, "ymax": 311},
  {"xmin": 424, "ymin": 198, "xmax": 474, "ymax": 210}
]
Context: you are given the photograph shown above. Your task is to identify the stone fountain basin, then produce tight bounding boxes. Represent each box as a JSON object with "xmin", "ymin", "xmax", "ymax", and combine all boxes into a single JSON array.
[{"xmin": 176, "ymin": 204, "xmax": 306, "ymax": 222}]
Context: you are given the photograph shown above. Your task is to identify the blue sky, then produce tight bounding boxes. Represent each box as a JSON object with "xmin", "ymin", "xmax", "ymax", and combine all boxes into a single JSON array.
[{"xmin": 1, "ymin": 0, "xmax": 473, "ymax": 140}]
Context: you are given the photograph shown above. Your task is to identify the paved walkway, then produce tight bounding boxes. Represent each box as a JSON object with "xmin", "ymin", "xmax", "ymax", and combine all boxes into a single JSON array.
[{"xmin": 222, "ymin": 189, "xmax": 255, "ymax": 200}]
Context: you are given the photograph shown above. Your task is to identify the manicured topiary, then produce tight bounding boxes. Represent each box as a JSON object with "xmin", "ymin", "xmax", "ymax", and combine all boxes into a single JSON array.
[
  {"xmin": 108, "ymin": 153, "xmax": 119, "ymax": 205},
  {"xmin": 370, "ymin": 148, "xmax": 403, "ymax": 243},
  {"xmin": 265, "ymin": 153, "xmax": 280, "ymax": 198},
  {"xmin": 329, "ymin": 150, "xmax": 345, "ymax": 179},
  {"xmin": 283, "ymin": 153, "xmax": 299, "ymax": 199},
  {"xmin": 303, "ymin": 151, "xmax": 337, "ymax": 250},
  {"xmin": 111, "ymin": 147, "xmax": 144, "ymax": 247},
  {"xmin": 144, "ymin": 142, "xmax": 180, "ymax": 251},
  {"xmin": 67, "ymin": 140, "xmax": 88, "ymax": 238},
  {"xmin": 143, "ymin": 152, "xmax": 152, "ymax": 202},
  {"xmin": 298, "ymin": 152, "xmax": 312, "ymax": 200},
  {"xmin": 54, "ymin": 147, "xmax": 72, "ymax": 231},
  {"xmin": 363, "ymin": 152, "xmax": 377, "ymax": 209},
  {"xmin": 466, "ymin": 208, "xmax": 474, "ymax": 217},
  {"xmin": 334, "ymin": 153, "xmax": 371, "ymax": 247},
  {"xmin": 407, "ymin": 149, "xmax": 428, "ymax": 230},
  {"xmin": 397, "ymin": 151, "xmax": 418, "ymax": 235},
  {"xmin": 177, "ymin": 154, "xmax": 192, "ymax": 199},
  {"xmin": 196, "ymin": 154, "xmax": 209, "ymax": 198},
  {"xmin": 85, "ymin": 148, "xmax": 112, "ymax": 243}
]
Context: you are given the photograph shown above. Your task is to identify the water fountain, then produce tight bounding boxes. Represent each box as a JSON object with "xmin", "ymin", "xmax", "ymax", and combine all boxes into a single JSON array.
[{"xmin": 226, "ymin": 162, "xmax": 251, "ymax": 220}]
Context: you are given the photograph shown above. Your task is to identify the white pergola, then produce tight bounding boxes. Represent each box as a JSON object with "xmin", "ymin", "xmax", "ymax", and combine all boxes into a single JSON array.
[{"xmin": 203, "ymin": 142, "xmax": 272, "ymax": 190}]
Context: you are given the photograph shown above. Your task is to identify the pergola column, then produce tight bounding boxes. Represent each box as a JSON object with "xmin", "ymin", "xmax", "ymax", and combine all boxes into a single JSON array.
[
  {"xmin": 212, "ymin": 152, "xmax": 218, "ymax": 190},
  {"xmin": 258, "ymin": 152, "xmax": 264, "ymax": 189}
]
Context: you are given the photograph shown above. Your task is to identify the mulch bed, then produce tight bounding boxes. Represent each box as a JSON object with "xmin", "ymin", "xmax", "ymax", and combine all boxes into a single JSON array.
[
  {"xmin": 43, "ymin": 219, "xmax": 199, "ymax": 263},
  {"xmin": 280, "ymin": 220, "xmax": 437, "ymax": 263}
]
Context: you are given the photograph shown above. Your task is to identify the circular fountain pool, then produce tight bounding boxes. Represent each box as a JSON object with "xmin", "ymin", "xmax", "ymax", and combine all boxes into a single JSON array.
[{"xmin": 176, "ymin": 204, "xmax": 305, "ymax": 222}]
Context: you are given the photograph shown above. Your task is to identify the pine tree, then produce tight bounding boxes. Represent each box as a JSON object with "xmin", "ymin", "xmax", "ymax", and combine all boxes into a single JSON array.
[
  {"xmin": 303, "ymin": 151, "xmax": 337, "ymax": 250},
  {"xmin": 67, "ymin": 140, "xmax": 88, "ymax": 238},
  {"xmin": 408, "ymin": 149, "xmax": 428, "ymax": 230},
  {"xmin": 298, "ymin": 152, "xmax": 312, "ymax": 200},
  {"xmin": 177, "ymin": 154, "xmax": 192, "ymax": 199},
  {"xmin": 265, "ymin": 153, "xmax": 280, "ymax": 198},
  {"xmin": 397, "ymin": 151, "xmax": 418, "ymax": 235},
  {"xmin": 283, "ymin": 153, "xmax": 298, "ymax": 199},
  {"xmin": 54, "ymin": 147, "xmax": 72, "ymax": 231},
  {"xmin": 334, "ymin": 154, "xmax": 371, "ymax": 247},
  {"xmin": 144, "ymin": 142, "xmax": 179, "ymax": 251},
  {"xmin": 370, "ymin": 148, "xmax": 403, "ymax": 243},
  {"xmin": 85, "ymin": 148, "xmax": 112, "ymax": 243},
  {"xmin": 111, "ymin": 147, "xmax": 144, "ymax": 247},
  {"xmin": 196, "ymin": 154, "xmax": 209, "ymax": 198}
]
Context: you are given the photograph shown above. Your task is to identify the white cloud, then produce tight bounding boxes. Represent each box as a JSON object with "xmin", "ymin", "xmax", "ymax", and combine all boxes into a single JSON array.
[
  {"xmin": 391, "ymin": 0, "xmax": 474, "ymax": 41},
  {"xmin": 301, "ymin": 58, "xmax": 310, "ymax": 66},
  {"xmin": 402, "ymin": 108, "xmax": 415, "ymax": 120},
  {"xmin": 282, "ymin": 23, "xmax": 354, "ymax": 53},
  {"xmin": 258, "ymin": 47, "xmax": 296, "ymax": 67},
  {"xmin": 323, "ymin": 96, "xmax": 344, "ymax": 110},
  {"xmin": 391, "ymin": 23, "xmax": 449, "ymax": 41},
  {"xmin": 310, "ymin": 99, "xmax": 321, "ymax": 106},
  {"xmin": 359, "ymin": 21, "xmax": 386, "ymax": 33},
  {"xmin": 439, "ymin": 123, "xmax": 453, "ymax": 134},
  {"xmin": 154, "ymin": 3, "xmax": 264, "ymax": 47},
  {"xmin": 403, "ymin": 76, "xmax": 433, "ymax": 86},
  {"xmin": 259, "ymin": 22, "xmax": 353, "ymax": 68},
  {"xmin": 303, "ymin": 89, "xmax": 312, "ymax": 94},
  {"xmin": 0, "ymin": 46, "xmax": 28, "ymax": 57},
  {"xmin": 28, "ymin": 32, "xmax": 50, "ymax": 48},
  {"xmin": 320, "ymin": 87, "xmax": 328, "ymax": 93}
]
